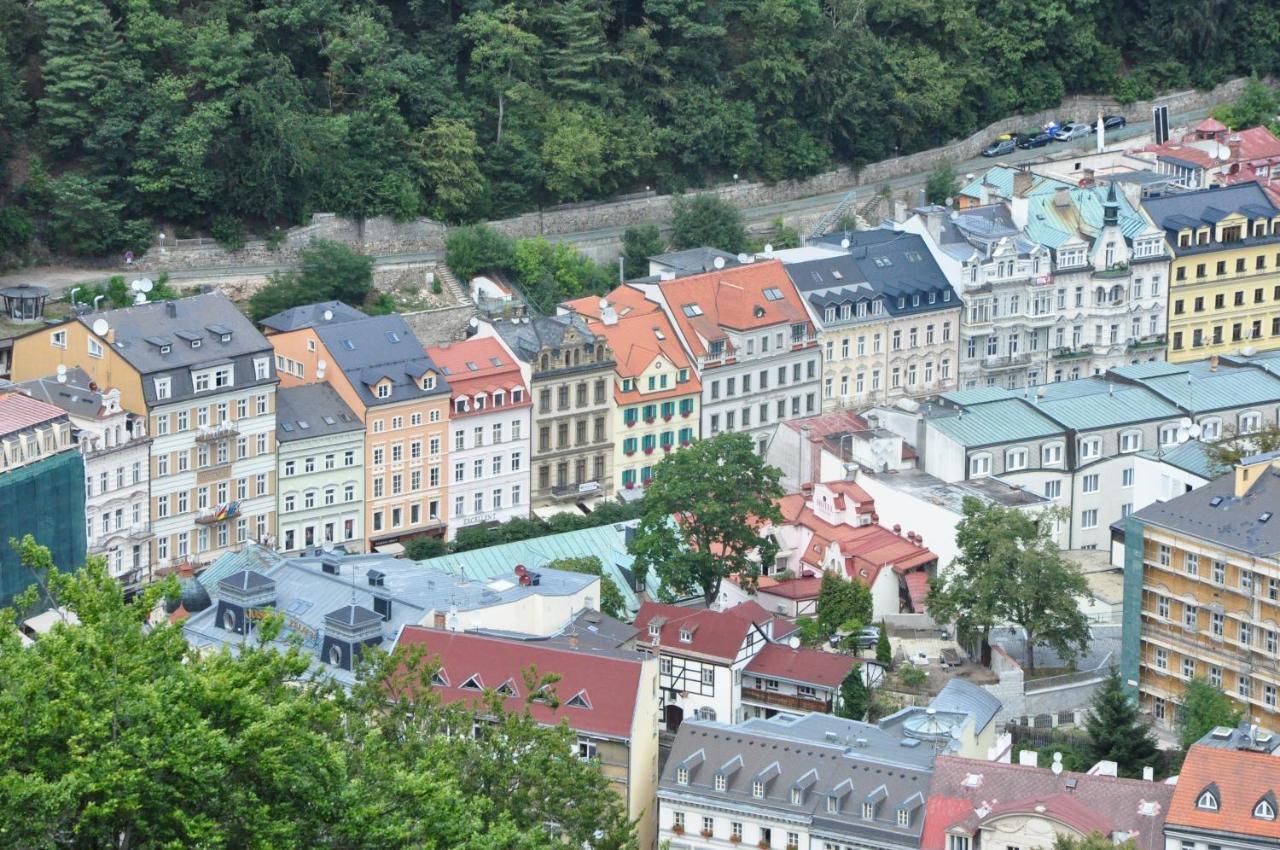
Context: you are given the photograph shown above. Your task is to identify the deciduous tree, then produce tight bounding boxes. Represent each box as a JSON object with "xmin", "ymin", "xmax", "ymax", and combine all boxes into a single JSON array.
[
  {"xmin": 546, "ymin": 555, "xmax": 627, "ymax": 620},
  {"xmin": 816, "ymin": 571, "xmax": 871, "ymax": 639},
  {"xmin": 629, "ymin": 432, "xmax": 784, "ymax": 606},
  {"xmin": 670, "ymin": 194, "xmax": 749, "ymax": 255},
  {"xmin": 1179, "ymin": 678, "xmax": 1242, "ymax": 749}
]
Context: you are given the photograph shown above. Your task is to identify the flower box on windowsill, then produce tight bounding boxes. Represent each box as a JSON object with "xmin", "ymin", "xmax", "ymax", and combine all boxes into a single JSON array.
[
  {"xmin": 701, "ymin": 831, "xmax": 713, "ymax": 839},
  {"xmin": 672, "ymin": 825, "xmax": 685, "ymax": 835},
  {"xmin": 644, "ymin": 417, "xmax": 656, "ymax": 425},
  {"xmin": 729, "ymin": 836, "xmax": 741, "ymax": 845},
  {"xmin": 758, "ymin": 842, "xmax": 771, "ymax": 849},
  {"xmin": 663, "ymin": 445, "xmax": 672, "ymax": 452},
  {"xmin": 681, "ymin": 410, "xmax": 692, "ymax": 418},
  {"xmin": 663, "ymin": 414, "xmax": 673, "ymax": 422},
  {"xmin": 624, "ymin": 451, "xmax": 635, "ymax": 457},
  {"xmin": 624, "ymin": 481, "xmax": 635, "ymax": 490},
  {"xmin": 644, "ymin": 447, "xmax": 654, "ymax": 455},
  {"xmin": 626, "ymin": 420, "xmax": 636, "ymax": 428},
  {"xmin": 680, "ymin": 440, "xmax": 691, "ymax": 447}
]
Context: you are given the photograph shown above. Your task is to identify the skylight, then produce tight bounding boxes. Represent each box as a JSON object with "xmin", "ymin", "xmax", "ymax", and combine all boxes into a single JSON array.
[
  {"xmin": 764, "ymin": 287, "xmax": 784, "ymax": 301},
  {"xmin": 386, "ymin": 331, "xmax": 400, "ymax": 343},
  {"xmin": 490, "ymin": 356, "xmax": 503, "ymax": 366},
  {"xmin": 342, "ymin": 339, "xmax": 355, "ymax": 350},
  {"xmin": 466, "ymin": 361, "xmax": 479, "ymax": 371},
  {"xmin": 682, "ymin": 304, "xmax": 703, "ymax": 317}
]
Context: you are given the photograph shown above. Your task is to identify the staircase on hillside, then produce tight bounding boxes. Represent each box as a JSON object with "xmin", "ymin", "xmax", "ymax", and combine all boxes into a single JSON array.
[{"xmin": 808, "ymin": 188, "xmax": 858, "ymax": 240}]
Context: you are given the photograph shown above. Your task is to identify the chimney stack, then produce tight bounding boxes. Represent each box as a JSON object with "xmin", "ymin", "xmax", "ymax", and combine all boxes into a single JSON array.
[{"xmin": 1013, "ymin": 168, "xmax": 1033, "ymax": 199}]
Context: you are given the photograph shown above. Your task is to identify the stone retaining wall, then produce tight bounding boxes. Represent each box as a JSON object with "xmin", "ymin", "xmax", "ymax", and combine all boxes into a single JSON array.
[{"xmin": 130, "ymin": 77, "xmax": 1258, "ymax": 273}]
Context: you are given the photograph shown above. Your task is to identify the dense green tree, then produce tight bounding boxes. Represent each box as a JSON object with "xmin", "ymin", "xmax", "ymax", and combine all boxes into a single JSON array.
[
  {"xmin": 1179, "ymin": 678, "xmax": 1242, "ymax": 749},
  {"xmin": 622, "ymin": 224, "xmax": 664, "ymax": 279},
  {"xmin": 0, "ymin": 536, "xmax": 637, "ymax": 849},
  {"xmin": 669, "ymin": 194, "xmax": 748, "ymax": 254},
  {"xmin": 404, "ymin": 535, "xmax": 448, "ymax": 560},
  {"xmin": 815, "ymin": 571, "xmax": 872, "ymax": 639},
  {"xmin": 545, "ymin": 555, "xmax": 626, "ymax": 619},
  {"xmin": 413, "ymin": 117, "xmax": 488, "ymax": 222},
  {"xmin": 925, "ymin": 160, "xmax": 958, "ymax": 206},
  {"xmin": 876, "ymin": 620, "xmax": 892, "ymax": 666},
  {"xmin": 445, "ymin": 224, "xmax": 517, "ymax": 282},
  {"xmin": 1084, "ymin": 667, "xmax": 1159, "ymax": 777},
  {"xmin": 513, "ymin": 236, "xmax": 612, "ymax": 312},
  {"xmin": 249, "ymin": 239, "xmax": 373, "ymax": 320},
  {"xmin": 629, "ymin": 432, "xmax": 784, "ymax": 606},
  {"xmin": 1212, "ymin": 75, "xmax": 1280, "ymax": 131},
  {"xmin": 836, "ymin": 666, "xmax": 869, "ymax": 721},
  {"xmin": 929, "ymin": 499, "xmax": 1089, "ymax": 674}
]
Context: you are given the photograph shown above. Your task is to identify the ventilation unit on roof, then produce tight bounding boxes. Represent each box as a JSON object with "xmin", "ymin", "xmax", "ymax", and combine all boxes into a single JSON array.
[
  {"xmin": 1261, "ymin": 512, "xmax": 1273, "ymax": 523},
  {"xmin": 1210, "ymin": 496, "xmax": 1223, "ymax": 506}
]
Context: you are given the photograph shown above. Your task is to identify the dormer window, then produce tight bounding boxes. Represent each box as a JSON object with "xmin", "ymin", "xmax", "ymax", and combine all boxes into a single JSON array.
[
  {"xmin": 1197, "ymin": 788, "xmax": 1219, "ymax": 811},
  {"xmin": 1255, "ymin": 796, "xmax": 1276, "ymax": 820},
  {"xmin": 422, "ymin": 374, "xmax": 436, "ymax": 390},
  {"xmin": 376, "ymin": 383, "xmax": 391, "ymax": 399},
  {"xmin": 791, "ymin": 788, "xmax": 802, "ymax": 805},
  {"xmin": 753, "ymin": 780, "xmax": 764, "ymax": 798},
  {"xmin": 459, "ymin": 675, "xmax": 483, "ymax": 691},
  {"xmin": 897, "ymin": 809, "xmax": 910, "ymax": 827},
  {"xmin": 160, "ymin": 344, "xmax": 171, "ymax": 354},
  {"xmin": 678, "ymin": 628, "xmax": 692, "ymax": 643},
  {"xmin": 862, "ymin": 803, "xmax": 874, "ymax": 820},
  {"xmin": 677, "ymin": 767, "xmax": 689, "ymax": 785},
  {"xmin": 648, "ymin": 623, "xmax": 660, "ymax": 638},
  {"xmin": 715, "ymin": 774, "xmax": 726, "ymax": 792},
  {"xmin": 827, "ymin": 796, "xmax": 838, "ymax": 814}
]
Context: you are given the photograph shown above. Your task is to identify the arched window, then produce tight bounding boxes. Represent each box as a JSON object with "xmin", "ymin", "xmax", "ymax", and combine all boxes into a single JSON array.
[
  {"xmin": 1197, "ymin": 788, "xmax": 1219, "ymax": 811},
  {"xmin": 1095, "ymin": 287, "xmax": 1107, "ymax": 305},
  {"xmin": 329, "ymin": 645, "xmax": 343, "ymax": 666},
  {"xmin": 539, "ymin": 353, "xmax": 550, "ymax": 370},
  {"xmin": 223, "ymin": 610, "xmax": 236, "ymax": 631},
  {"xmin": 1254, "ymin": 796, "xmax": 1276, "ymax": 820}
]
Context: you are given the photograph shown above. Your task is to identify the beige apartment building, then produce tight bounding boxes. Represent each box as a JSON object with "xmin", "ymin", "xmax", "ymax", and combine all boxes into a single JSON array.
[
  {"xmin": 1123, "ymin": 452, "xmax": 1280, "ymax": 728},
  {"xmin": 481, "ymin": 314, "xmax": 614, "ymax": 510}
]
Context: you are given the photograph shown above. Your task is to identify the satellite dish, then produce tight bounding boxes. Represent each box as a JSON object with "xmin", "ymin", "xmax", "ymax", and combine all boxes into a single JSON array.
[
  {"xmin": 1178, "ymin": 417, "xmax": 1193, "ymax": 430},
  {"xmin": 130, "ymin": 279, "xmax": 142, "ymax": 291},
  {"xmin": 91, "ymin": 318, "xmax": 109, "ymax": 337},
  {"xmin": 1217, "ymin": 147, "xmax": 1231, "ymax": 161},
  {"xmin": 787, "ymin": 635, "xmax": 800, "ymax": 649},
  {"xmin": 322, "ymin": 309, "xmax": 334, "ymax": 322},
  {"xmin": 468, "ymin": 316, "xmax": 479, "ymax": 328},
  {"xmin": 1177, "ymin": 426, "xmax": 1191, "ymax": 444},
  {"xmin": 736, "ymin": 253, "xmax": 750, "ymax": 264},
  {"xmin": 1051, "ymin": 752, "xmax": 1064, "ymax": 775},
  {"xmin": 317, "ymin": 359, "xmax": 327, "ymax": 371},
  {"xmin": 134, "ymin": 292, "xmax": 147, "ymax": 305},
  {"xmin": 56, "ymin": 364, "xmax": 67, "ymax": 384},
  {"xmin": 1187, "ymin": 423, "xmax": 1203, "ymax": 439},
  {"xmin": 713, "ymin": 256, "xmax": 726, "ymax": 270},
  {"xmin": 139, "ymin": 278, "xmax": 153, "ymax": 293},
  {"xmin": 841, "ymin": 238, "xmax": 850, "ymax": 249},
  {"xmin": 763, "ymin": 243, "xmax": 774, "ymax": 257}
]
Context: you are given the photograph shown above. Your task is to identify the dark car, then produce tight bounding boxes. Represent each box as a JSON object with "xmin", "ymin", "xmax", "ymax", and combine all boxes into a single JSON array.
[
  {"xmin": 1018, "ymin": 131, "xmax": 1053, "ymax": 149},
  {"xmin": 982, "ymin": 138, "xmax": 1017, "ymax": 157},
  {"xmin": 1102, "ymin": 114, "xmax": 1126, "ymax": 130}
]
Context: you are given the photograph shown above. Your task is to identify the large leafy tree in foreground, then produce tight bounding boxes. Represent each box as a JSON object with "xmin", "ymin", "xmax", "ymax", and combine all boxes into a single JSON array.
[
  {"xmin": 629, "ymin": 432, "xmax": 784, "ymax": 606},
  {"xmin": 0, "ymin": 536, "xmax": 635, "ymax": 850}
]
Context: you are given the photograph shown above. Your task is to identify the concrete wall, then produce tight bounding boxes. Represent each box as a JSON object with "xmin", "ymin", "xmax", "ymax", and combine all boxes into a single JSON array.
[
  {"xmin": 982, "ymin": 645, "xmax": 1027, "ymax": 726},
  {"xmin": 126, "ymin": 79, "xmax": 1259, "ymax": 274}
]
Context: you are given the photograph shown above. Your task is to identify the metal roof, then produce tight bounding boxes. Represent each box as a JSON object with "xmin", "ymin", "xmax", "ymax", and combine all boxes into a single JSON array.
[
  {"xmin": 1035, "ymin": 384, "xmax": 1182, "ymax": 431},
  {"xmin": 928, "ymin": 400, "xmax": 1063, "ymax": 448},
  {"xmin": 1138, "ymin": 440, "xmax": 1222, "ymax": 481},
  {"xmin": 259, "ymin": 300, "xmax": 368, "ymax": 333},
  {"xmin": 275, "ymin": 383, "xmax": 363, "ymax": 442},
  {"xmin": 1137, "ymin": 367, "xmax": 1280, "ymax": 413},
  {"xmin": 926, "ymin": 678, "xmax": 1002, "ymax": 734},
  {"xmin": 1022, "ymin": 182, "xmax": 1152, "ymax": 248}
]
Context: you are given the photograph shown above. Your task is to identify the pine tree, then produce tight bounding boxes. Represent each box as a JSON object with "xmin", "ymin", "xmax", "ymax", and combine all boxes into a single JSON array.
[
  {"xmin": 876, "ymin": 620, "xmax": 892, "ymax": 666},
  {"xmin": 1084, "ymin": 667, "xmax": 1158, "ymax": 777},
  {"xmin": 34, "ymin": 0, "xmax": 123, "ymax": 156},
  {"xmin": 837, "ymin": 667, "xmax": 869, "ymax": 721}
]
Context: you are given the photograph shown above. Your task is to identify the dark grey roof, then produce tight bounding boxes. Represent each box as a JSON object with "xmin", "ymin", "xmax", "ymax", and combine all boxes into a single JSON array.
[
  {"xmin": 74, "ymin": 293, "xmax": 275, "ymax": 406},
  {"xmin": 649, "ymin": 247, "xmax": 741, "ymax": 275},
  {"xmin": 1131, "ymin": 465, "xmax": 1280, "ymax": 556},
  {"xmin": 787, "ymin": 232, "xmax": 958, "ymax": 321},
  {"xmin": 325, "ymin": 604, "xmax": 383, "ymax": 628},
  {"xmin": 276, "ymin": 383, "xmax": 363, "ymax": 443},
  {"xmin": 662, "ymin": 715, "xmax": 931, "ymax": 845},
  {"xmin": 1142, "ymin": 182, "xmax": 1279, "ymax": 233},
  {"xmin": 14, "ymin": 367, "xmax": 105, "ymax": 419},
  {"xmin": 219, "ymin": 569, "xmax": 275, "ymax": 592},
  {"xmin": 259, "ymin": 301, "xmax": 368, "ymax": 333},
  {"xmin": 313, "ymin": 314, "xmax": 448, "ymax": 408},
  {"xmin": 486, "ymin": 313, "xmax": 609, "ymax": 365}
]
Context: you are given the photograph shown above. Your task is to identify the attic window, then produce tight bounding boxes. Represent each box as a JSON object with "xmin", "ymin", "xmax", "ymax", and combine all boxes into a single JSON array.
[
  {"xmin": 422, "ymin": 375, "xmax": 436, "ymax": 390},
  {"xmin": 753, "ymin": 780, "xmax": 765, "ymax": 798},
  {"xmin": 566, "ymin": 691, "xmax": 591, "ymax": 709},
  {"xmin": 160, "ymin": 344, "xmax": 171, "ymax": 354},
  {"xmin": 1262, "ymin": 512, "xmax": 1274, "ymax": 523},
  {"xmin": 386, "ymin": 331, "xmax": 400, "ymax": 343},
  {"xmin": 764, "ymin": 287, "xmax": 784, "ymax": 301},
  {"xmin": 376, "ymin": 383, "xmax": 391, "ymax": 399},
  {"xmin": 496, "ymin": 680, "xmax": 518, "ymax": 697},
  {"xmin": 648, "ymin": 623, "xmax": 660, "ymax": 638},
  {"xmin": 460, "ymin": 675, "xmax": 483, "ymax": 691},
  {"xmin": 490, "ymin": 356, "xmax": 503, "ymax": 367},
  {"xmin": 678, "ymin": 628, "xmax": 693, "ymax": 643},
  {"xmin": 897, "ymin": 809, "xmax": 910, "ymax": 827},
  {"xmin": 791, "ymin": 788, "xmax": 803, "ymax": 805},
  {"xmin": 190, "ymin": 339, "xmax": 201, "ymax": 349},
  {"xmin": 221, "ymin": 333, "xmax": 231, "ymax": 342},
  {"xmin": 1197, "ymin": 789, "xmax": 1219, "ymax": 811},
  {"xmin": 1209, "ymin": 496, "xmax": 1223, "ymax": 507},
  {"xmin": 431, "ymin": 671, "xmax": 449, "ymax": 687},
  {"xmin": 1255, "ymin": 798, "xmax": 1276, "ymax": 820},
  {"xmin": 465, "ymin": 361, "xmax": 479, "ymax": 371},
  {"xmin": 677, "ymin": 767, "xmax": 689, "ymax": 785},
  {"xmin": 681, "ymin": 304, "xmax": 703, "ymax": 317},
  {"xmin": 342, "ymin": 339, "xmax": 355, "ymax": 351}
]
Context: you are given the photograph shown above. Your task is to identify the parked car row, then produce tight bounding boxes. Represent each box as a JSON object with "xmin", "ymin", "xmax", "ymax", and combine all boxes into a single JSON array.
[{"xmin": 981, "ymin": 115, "xmax": 1126, "ymax": 157}]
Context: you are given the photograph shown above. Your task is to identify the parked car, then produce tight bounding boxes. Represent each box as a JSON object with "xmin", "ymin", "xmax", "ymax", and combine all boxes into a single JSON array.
[
  {"xmin": 1101, "ymin": 114, "xmax": 1126, "ymax": 130},
  {"xmin": 1018, "ymin": 131, "xmax": 1053, "ymax": 149},
  {"xmin": 829, "ymin": 627, "xmax": 881, "ymax": 650},
  {"xmin": 982, "ymin": 138, "xmax": 1017, "ymax": 157},
  {"xmin": 1054, "ymin": 122, "xmax": 1091, "ymax": 141}
]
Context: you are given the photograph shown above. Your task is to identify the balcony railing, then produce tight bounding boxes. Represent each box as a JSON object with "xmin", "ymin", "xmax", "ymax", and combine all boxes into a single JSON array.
[
  {"xmin": 979, "ymin": 352, "xmax": 1032, "ymax": 371},
  {"xmin": 549, "ymin": 480, "xmax": 603, "ymax": 502},
  {"xmin": 195, "ymin": 421, "xmax": 240, "ymax": 443},
  {"xmin": 1052, "ymin": 344, "xmax": 1094, "ymax": 361},
  {"xmin": 740, "ymin": 686, "xmax": 832, "ymax": 713}
]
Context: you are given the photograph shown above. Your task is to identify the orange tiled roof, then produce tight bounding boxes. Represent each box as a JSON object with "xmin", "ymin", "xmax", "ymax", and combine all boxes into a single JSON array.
[
  {"xmin": 1166, "ymin": 744, "xmax": 1280, "ymax": 839},
  {"xmin": 425, "ymin": 337, "xmax": 529, "ymax": 400},
  {"xmin": 657, "ymin": 260, "xmax": 811, "ymax": 358}
]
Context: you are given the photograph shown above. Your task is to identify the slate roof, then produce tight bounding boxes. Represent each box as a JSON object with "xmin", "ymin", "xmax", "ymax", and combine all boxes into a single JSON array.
[
  {"xmin": 649, "ymin": 247, "xmax": 742, "ymax": 276},
  {"xmin": 662, "ymin": 714, "xmax": 933, "ymax": 845},
  {"xmin": 487, "ymin": 312, "xmax": 609, "ymax": 366},
  {"xmin": 1130, "ymin": 463, "xmax": 1280, "ymax": 557},
  {"xmin": 61, "ymin": 293, "xmax": 277, "ymax": 407},
  {"xmin": 259, "ymin": 300, "xmax": 368, "ymax": 333},
  {"xmin": 11, "ymin": 367, "xmax": 105, "ymax": 420},
  {"xmin": 1142, "ymin": 182, "xmax": 1280, "ymax": 236},
  {"xmin": 1166, "ymin": 744, "xmax": 1280, "ymax": 840},
  {"xmin": 0, "ymin": 390, "xmax": 67, "ymax": 437},
  {"xmin": 275, "ymin": 383, "xmax": 363, "ymax": 443},
  {"xmin": 926, "ymin": 679, "xmax": 1001, "ymax": 734},
  {"xmin": 394, "ymin": 626, "xmax": 647, "ymax": 739},
  {"xmin": 314, "ymin": 314, "xmax": 447, "ymax": 409},
  {"xmin": 922, "ymin": 755, "xmax": 1173, "ymax": 850},
  {"xmin": 785, "ymin": 232, "xmax": 959, "ymax": 325}
]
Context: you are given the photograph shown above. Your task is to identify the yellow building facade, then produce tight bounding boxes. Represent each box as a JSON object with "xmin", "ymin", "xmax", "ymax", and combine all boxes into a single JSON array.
[{"xmin": 1144, "ymin": 183, "xmax": 1280, "ymax": 363}]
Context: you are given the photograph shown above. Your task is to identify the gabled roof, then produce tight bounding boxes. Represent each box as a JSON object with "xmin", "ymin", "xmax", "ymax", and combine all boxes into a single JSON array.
[
  {"xmin": 314, "ymin": 314, "xmax": 447, "ymax": 408},
  {"xmin": 487, "ymin": 312, "xmax": 609, "ymax": 365},
  {"xmin": 393, "ymin": 626, "xmax": 646, "ymax": 739},
  {"xmin": 928, "ymin": 399, "xmax": 1064, "ymax": 448},
  {"xmin": 1143, "ymin": 182, "xmax": 1280, "ymax": 233},
  {"xmin": 259, "ymin": 300, "xmax": 368, "ymax": 333},
  {"xmin": 1137, "ymin": 439, "xmax": 1221, "ymax": 481},
  {"xmin": 744, "ymin": 642, "xmax": 857, "ymax": 688},
  {"xmin": 425, "ymin": 337, "xmax": 529, "ymax": 403},
  {"xmin": 922, "ymin": 755, "xmax": 1173, "ymax": 850},
  {"xmin": 14, "ymin": 366, "xmax": 113, "ymax": 420},
  {"xmin": 633, "ymin": 601, "xmax": 791, "ymax": 662},
  {"xmin": 649, "ymin": 247, "xmax": 742, "ymax": 276},
  {"xmin": 1166, "ymin": 744, "xmax": 1280, "ymax": 839},
  {"xmin": 657, "ymin": 260, "xmax": 811, "ymax": 358},
  {"xmin": 1130, "ymin": 465, "xmax": 1280, "ymax": 559}
]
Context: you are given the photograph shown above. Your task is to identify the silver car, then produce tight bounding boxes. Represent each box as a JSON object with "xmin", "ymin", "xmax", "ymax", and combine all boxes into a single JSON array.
[{"xmin": 1054, "ymin": 122, "xmax": 1091, "ymax": 141}]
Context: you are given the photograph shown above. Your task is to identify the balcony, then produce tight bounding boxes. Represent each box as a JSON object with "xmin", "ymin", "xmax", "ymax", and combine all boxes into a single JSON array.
[
  {"xmin": 979, "ymin": 352, "xmax": 1032, "ymax": 371},
  {"xmin": 1127, "ymin": 334, "xmax": 1167, "ymax": 352},
  {"xmin": 1140, "ymin": 618, "xmax": 1280, "ymax": 677},
  {"xmin": 194, "ymin": 502, "xmax": 242, "ymax": 525},
  {"xmin": 740, "ymin": 686, "xmax": 832, "ymax": 713},
  {"xmin": 128, "ymin": 522, "xmax": 153, "ymax": 541},
  {"xmin": 195, "ymin": 421, "xmax": 240, "ymax": 442},
  {"xmin": 1052, "ymin": 344, "xmax": 1094, "ymax": 361},
  {"xmin": 550, "ymin": 480, "xmax": 603, "ymax": 502}
]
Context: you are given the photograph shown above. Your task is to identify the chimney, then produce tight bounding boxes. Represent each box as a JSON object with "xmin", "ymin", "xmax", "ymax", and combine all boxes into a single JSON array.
[
  {"xmin": 1018, "ymin": 750, "xmax": 1039, "ymax": 768},
  {"xmin": 165, "ymin": 301, "xmax": 177, "ymax": 318},
  {"xmin": 923, "ymin": 208, "xmax": 943, "ymax": 245},
  {"xmin": 1209, "ymin": 354, "xmax": 1219, "ymax": 372},
  {"xmin": 568, "ymin": 631, "xmax": 579, "ymax": 649},
  {"xmin": 1082, "ymin": 168, "xmax": 1095, "ymax": 187},
  {"xmin": 1233, "ymin": 454, "xmax": 1280, "ymax": 498},
  {"xmin": 893, "ymin": 198, "xmax": 907, "ymax": 223},
  {"xmin": 1053, "ymin": 187, "xmax": 1071, "ymax": 209},
  {"xmin": 1227, "ymin": 136, "xmax": 1242, "ymax": 163},
  {"xmin": 433, "ymin": 611, "xmax": 446, "ymax": 629},
  {"xmin": 798, "ymin": 425, "xmax": 813, "ymax": 489},
  {"xmin": 1013, "ymin": 168, "xmax": 1033, "ymax": 198}
]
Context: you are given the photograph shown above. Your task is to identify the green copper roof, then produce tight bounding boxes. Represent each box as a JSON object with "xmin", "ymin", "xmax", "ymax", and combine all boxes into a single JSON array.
[
  {"xmin": 929, "ymin": 399, "xmax": 1063, "ymax": 447},
  {"xmin": 1138, "ymin": 440, "xmax": 1223, "ymax": 481},
  {"xmin": 1022, "ymin": 184, "xmax": 1151, "ymax": 248}
]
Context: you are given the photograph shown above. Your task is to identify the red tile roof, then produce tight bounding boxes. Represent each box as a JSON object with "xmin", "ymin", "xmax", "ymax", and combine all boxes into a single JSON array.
[
  {"xmin": 1167, "ymin": 744, "xmax": 1280, "ymax": 839},
  {"xmin": 633, "ymin": 601, "xmax": 789, "ymax": 663},
  {"xmin": 922, "ymin": 756, "xmax": 1173, "ymax": 850},
  {"xmin": 657, "ymin": 260, "xmax": 812, "ymax": 359},
  {"xmin": 0, "ymin": 390, "xmax": 65, "ymax": 436},
  {"xmin": 393, "ymin": 626, "xmax": 646, "ymax": 739},
  {"xmin": 425, "ymin": 337, "xmax": 529, "ymax": 409},
  {"xmin": 744, "ymin": 574, "xmax": 824, "ymax": 600},
  {"xmin": 1195, "ymin": 117, "xmax": 1228, "ymax": 134},
  {"xmin": 743, "ymin": 642, "xmax": 856, "ymax": 688}
]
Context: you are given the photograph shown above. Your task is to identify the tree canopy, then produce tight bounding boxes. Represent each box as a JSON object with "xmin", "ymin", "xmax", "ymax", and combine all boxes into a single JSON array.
[
  {"xmin": 0, "ymin": 536, "xmax": 636, "ymax": 849},
  {"xmin": 248, "ymin": 239, "xmax": 375, "ymax": 320},
  {"xmin": 815, "ymin": 571, "xmax": 872, "ymax": 640},
  {"xmin": 929, "ymin": 499, "xmax": 1089, "ymax": 674},
  {"xmin": 3, "ymin": 0, "xmax": 1280, "ymax": 260},
  {"xmin": 1179, "ymin": 678, "xmax": 1242, "ymax": 749},
  {"xmin": 836, "ymin": 667, "xmax": 869, "ymax": 721},
  {"xmin": 545, "ymin": 555, "xmax": 627, "ymax": 620},
  {"xmin": 629, "ymin": 432, "xmax": 784, "ymax": 606}
]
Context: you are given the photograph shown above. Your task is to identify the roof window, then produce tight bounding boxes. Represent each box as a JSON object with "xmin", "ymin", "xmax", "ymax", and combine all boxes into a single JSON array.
[
  {"xmin": 764, "ymin": 287, "xmax": 784, "ymax": 301},
  {"xmin": 681, "ymin": 304, "xmax": 703, "ymax": 317}
]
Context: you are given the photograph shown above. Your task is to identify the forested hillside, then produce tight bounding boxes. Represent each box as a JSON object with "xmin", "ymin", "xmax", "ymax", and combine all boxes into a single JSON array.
[{"xmin": 1, "ymin": 0, "xmax": 1279, "ymax": 259}]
